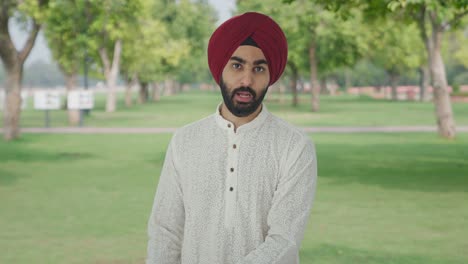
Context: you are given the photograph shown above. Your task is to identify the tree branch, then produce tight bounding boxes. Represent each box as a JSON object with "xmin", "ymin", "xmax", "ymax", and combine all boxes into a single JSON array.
[
  {"xmin": 441, "ymin": 9, "xmax": 468, "ymax": 31},
  {"xmin": 111, "ymin": 39, "xmax": 122, "ymax": 75},
  {"xmin": 18, "ymin": 20, "xmax": 41, "ymax": 64},
  {"xmin": 99, "ymin": 46, "xmax": 111, "ymax": 78},
  {"xmin": 0, "ymin": 2, "xmax": 16, "ymax": 67}
]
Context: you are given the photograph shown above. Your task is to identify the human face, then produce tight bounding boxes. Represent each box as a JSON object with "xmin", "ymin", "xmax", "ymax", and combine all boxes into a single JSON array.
[{"xmin": 220, "ymin": 45, "xmax": 270, "ymax": 117}]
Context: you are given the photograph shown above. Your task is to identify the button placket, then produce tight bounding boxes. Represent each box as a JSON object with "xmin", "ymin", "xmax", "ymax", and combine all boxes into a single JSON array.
[{"xmin": 224, "ymin": 129, "xmax": 239, "ymax": 228}]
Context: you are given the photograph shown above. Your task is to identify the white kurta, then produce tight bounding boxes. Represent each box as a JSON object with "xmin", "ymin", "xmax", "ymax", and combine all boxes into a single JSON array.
[{"xmin": 146, "ymin": 105, "xmax": 317, "ymax": 264}]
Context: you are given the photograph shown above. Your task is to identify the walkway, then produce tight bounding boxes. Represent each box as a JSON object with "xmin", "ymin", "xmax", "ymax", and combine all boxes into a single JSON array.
[{"xmin": 3, "ymin": 126, "xmax": 467, "ymax": 134}]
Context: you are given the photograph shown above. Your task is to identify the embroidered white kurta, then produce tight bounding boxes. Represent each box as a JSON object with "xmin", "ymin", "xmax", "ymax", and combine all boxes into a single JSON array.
[{"xmin": 146, "ymin": 105, "xmax": 317, "ymax": 264}]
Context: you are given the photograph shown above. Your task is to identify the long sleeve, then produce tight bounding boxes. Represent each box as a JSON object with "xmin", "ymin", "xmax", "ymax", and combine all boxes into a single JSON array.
[
  {"xmin": 146, "ymin": 138, "xmax": 185, "ymax": 264},
  {"xmin": 236, "ymin": 138, "xmax": 317, "ymax": 264}
]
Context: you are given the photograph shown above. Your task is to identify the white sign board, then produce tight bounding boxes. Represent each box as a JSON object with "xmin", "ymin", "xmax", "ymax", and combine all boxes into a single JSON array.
[
  {"xmin": 34, "ymin": 90, "xmax": 61, "ymax": 110},
  {"xmin": 21, "ymin": 91, "xmax": 28, "ymax": 109},
  {"xmin": 0, "ymin": 90, "xmax": 28, "ymax": 110},
  {"xmin": 68, "ymin": 90, "xmax": 94, "ymax": 110}
]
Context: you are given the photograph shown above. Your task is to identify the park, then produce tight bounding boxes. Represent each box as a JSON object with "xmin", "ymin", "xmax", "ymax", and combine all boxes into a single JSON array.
[{"xmin": 1, "ymin": 0, "xmax": 468, "ymax": 263}]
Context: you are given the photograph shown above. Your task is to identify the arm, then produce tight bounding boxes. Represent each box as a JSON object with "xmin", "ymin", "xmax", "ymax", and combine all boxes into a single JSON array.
[
  {"xmin": 146, "ymin": 138, "xmax": 185, "ymax": 264},
  {"xmin": 237, "ymin": 138, "xmax": 317, "ymax": 264}
]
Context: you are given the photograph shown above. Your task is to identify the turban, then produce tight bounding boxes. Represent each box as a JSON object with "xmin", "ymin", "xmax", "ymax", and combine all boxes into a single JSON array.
[{"xmin": 208, "ymin": 12, "xmax": 288, "ymax": 86}]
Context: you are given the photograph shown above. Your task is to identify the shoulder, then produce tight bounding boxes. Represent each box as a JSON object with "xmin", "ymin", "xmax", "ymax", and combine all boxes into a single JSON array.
[
  {"xmin": 265, "ymin": 114, "xmax": 316, "ymax": 164},
  {"xmin": 169, "ymin": 114, "xmax": 217, "ymax": 148},
  {"xmin": 267, "ymin": 113, "xmax": 313, "ymax": 146}
]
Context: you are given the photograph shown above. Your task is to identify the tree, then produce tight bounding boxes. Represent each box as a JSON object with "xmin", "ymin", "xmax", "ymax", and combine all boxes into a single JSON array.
[
  {"xmin": 238, "ymin": 0, "xmax": 365, "ymax": 111},
  {"xmin": 44, "ymin": 0, "xmax": 89, "ymax": 125},
  {"xmin": 288, "ymin": 0, "xmax": 468, "ymax": 138},
  {"xmin": 0, "ymin": 0, "xmax": 49, "ymax": 140},
  {"xmin": 367, "ymin": 19, "xmax": 423, "ymax": 100},
  {"xmin": 150, "ymin": 0, "xmax": 216, "ymax": 94},
  {"xmin": 170, "ymin": 0, "xmax": 217, "ymax": 85},
  {"xmin": 120, "ymin": 0, "xmax": 191, "ymax": 105},
  {"xmin": 392, "ymin": 0, "xmax": 466, "ymax": 138},
  {"xmin": 84, "ymin": 0, "xmax": 142, "ymax": 112}
]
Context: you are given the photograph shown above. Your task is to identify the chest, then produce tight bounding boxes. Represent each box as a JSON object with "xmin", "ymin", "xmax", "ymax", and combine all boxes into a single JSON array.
[{"xmin": 178, "ymin": 133, "xmax": 281, "ymax": 205}]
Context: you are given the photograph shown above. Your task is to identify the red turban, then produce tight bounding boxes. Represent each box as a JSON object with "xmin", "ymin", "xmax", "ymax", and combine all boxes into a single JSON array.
[{"xmin": 208, "ymin": 12, "xmax": 288, "ymax": 86}]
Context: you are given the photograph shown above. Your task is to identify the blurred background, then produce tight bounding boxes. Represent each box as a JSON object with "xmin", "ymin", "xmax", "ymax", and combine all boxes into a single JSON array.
[{"xmin": 1, "ymin": 0, "xmax": 467, "ymax": 263}]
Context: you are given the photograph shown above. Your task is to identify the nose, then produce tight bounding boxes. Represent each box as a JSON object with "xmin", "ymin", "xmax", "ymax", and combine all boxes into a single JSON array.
[{"xmin": 239, "ymin": 71, "xmax": 254, "ymax": 87}]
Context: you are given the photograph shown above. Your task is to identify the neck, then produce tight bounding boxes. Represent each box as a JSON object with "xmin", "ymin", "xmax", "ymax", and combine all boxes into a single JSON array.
[{"xmin": 220, "ymin": 103, "xmax": 262, "ymax": 130}]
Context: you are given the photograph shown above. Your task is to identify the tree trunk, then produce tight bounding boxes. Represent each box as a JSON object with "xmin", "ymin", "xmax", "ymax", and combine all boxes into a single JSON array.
[
  {"xmin": 125, "ymin": 74, "xmax": 137, "ymax": 107},
  {"xmin": 309, "ymin": 41, "xmax": 320, "ymax": 112},
  {"xmin": 289, "ymin": 62, "xmax": 299, "ymax": 107},
  {"xmin": 164, "ymin": 78, "xmax": 174, "ymax": 96},
  {"xmin": 389, "ymin": 71, "xmax": 399, "ymax": 101},
  {"xmin": 418, "ymin": 9, "xmax": 456, "ymax": 138},
  {"xmin": 278, "ymin": 82, "xmax": 286, "ymax": 104},
  {"xmin": 3, "ymin": 65, "xmax": 23, "ymax": 140},
  {"xmin": 152, "ymin": 82, "xmax": 160, "ymax": 102},
  {"xmin": 139, "ymin": 82, "xmax": 149, "ymax": 103},
  {"xmin": 430, "ymin": 30, "xmax": 456, "ymax": 138},
  {"xmin": 124, "ymin": 82, "xmax": 133, "ymax": 107},
  {"xmin": 0, "ymin": 13, "xmax": 41, "ymax": 140},
  {"xmin": 175, "ymin": 81, "xmax": 181, "ymax": 94},
  {"xmin": 344, "ymin": 68, "xmax": 352, "ymax": 91},
  {"xmin": 64, "ymin": 72, "xmax": 80, "ymax": 126},
  {"xmin": 99, "ymin": 39, "xmax": 122, "ymax": 113},
  {"xmin": 320, "ymin": 77, "xmax": 327, "ymax": 95},
  {"xmin": 418, "ymin": 64, "xmax": 430, "ymax": 102}
]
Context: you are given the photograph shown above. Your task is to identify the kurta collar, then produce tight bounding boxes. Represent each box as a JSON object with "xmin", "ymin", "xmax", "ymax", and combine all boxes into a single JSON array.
[{"xmin": 215, "ymin": 103, "xmax": 269, "ymax": 133}]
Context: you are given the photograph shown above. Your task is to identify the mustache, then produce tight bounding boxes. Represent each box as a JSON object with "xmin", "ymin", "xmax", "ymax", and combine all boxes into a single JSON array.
[{"xmin": 231, "ymin": 87, "xmax": 257, "ymax": 99}]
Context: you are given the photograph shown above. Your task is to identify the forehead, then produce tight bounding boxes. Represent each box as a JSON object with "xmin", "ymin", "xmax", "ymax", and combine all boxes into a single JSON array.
[{"xmin": 230, "ymin": 45, "xmax": 267, "ymax": 63}]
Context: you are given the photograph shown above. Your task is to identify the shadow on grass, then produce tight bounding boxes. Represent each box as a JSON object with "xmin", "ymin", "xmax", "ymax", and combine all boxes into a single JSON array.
[
  {"xmin": 300, "ymin": 243, "xmax": 463, "ymax": 264},
  {"xmin": 0, "ymin": 143, "xmax": 94, "ymax": 163},
  {"xmin": 0, "ymin": 136, "xmax": 95, "ymax": 186},
  {"xmin": 317, "ymin": 141, "xmax": 468, "ymax": 193},
  {"xmin": 0, "ymin": 140, "xmax": 95, "ymax": 185},
  {"xmin": 0, "ymin": 169, "xmax": 23, "ymax": 186}
]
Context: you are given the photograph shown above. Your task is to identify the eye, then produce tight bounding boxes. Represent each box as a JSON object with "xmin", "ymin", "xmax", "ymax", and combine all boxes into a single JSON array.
[
  {"xmin": 254, "ymin": 66, "xmax": 265, "ymax": 73},
  {"xmin": 232, "ymin": 63, "xmax": 242, "ymax": 70}
]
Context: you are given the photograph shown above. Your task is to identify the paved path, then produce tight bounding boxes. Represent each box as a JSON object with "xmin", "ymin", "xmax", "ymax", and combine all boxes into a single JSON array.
[{"xmin": 2, "ymin": 126, "xmax": 467, "ymax": 134}]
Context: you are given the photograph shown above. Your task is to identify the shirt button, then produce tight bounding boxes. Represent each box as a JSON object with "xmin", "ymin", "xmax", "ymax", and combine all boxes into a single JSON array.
[
  {"xmin": 230, "ymin": 168, "xmax": 234, "ymax": 172},
  {"xmin": 233, "ymin": 144, "xmax": 237, "ymax": 149},
  {"xmin": 227, "ymin": 124, "xmax": 231, "ymax": 128},
  {"xmin": 230, "ymin": 187, "xmax": 234, "ymax": 191}
]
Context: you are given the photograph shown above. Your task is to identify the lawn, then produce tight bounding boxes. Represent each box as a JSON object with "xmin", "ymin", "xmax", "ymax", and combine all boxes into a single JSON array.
[
  {"xmin": 5, "ymin": 90, "xmax": 468, "ymax": 128},
  {"xmin": 1, "ymin": 133, "xmax": 467, "ymax": 264}
]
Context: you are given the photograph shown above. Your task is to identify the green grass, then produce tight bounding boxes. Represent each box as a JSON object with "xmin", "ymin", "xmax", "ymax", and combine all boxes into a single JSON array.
[
  {"xmin": 5, "ymin": 90, "xmax": 468, "ymax": 128},
  {"xmin": 1, "ymin": 133, "xmax": 467, "ymax": 263}
]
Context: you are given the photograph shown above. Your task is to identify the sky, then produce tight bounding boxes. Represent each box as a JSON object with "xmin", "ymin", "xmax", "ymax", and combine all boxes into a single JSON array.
[{"xmin": 10, "ymin": 0, "xmax": 236, "ymax": 66}]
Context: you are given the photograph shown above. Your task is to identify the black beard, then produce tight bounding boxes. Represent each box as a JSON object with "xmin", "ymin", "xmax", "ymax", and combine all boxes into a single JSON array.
[{"xmin": 220, "ymin": 78, "xmax": 268, "ymax": 117}]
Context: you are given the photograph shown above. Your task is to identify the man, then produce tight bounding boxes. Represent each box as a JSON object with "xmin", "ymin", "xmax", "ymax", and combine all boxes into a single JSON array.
[{"xmin": 146, "ymin": 12, "xmax": 317, "ymax": 264}]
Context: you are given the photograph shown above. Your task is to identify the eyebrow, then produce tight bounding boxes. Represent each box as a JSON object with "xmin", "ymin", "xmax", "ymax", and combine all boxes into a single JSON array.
[{"xmin": 230, "ymin": 56, "xmax": 268, "ymax": 66}]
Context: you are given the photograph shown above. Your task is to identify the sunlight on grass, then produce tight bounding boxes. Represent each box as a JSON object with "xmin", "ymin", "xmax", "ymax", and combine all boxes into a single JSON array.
[{"xmin": 1, "ymin": 133, "xmax": 467, "ymax": 263}]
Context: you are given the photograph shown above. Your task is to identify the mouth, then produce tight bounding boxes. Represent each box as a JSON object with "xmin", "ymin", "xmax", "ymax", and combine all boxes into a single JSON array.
[{"xmin": 233, "ymin": 91, "xmax": 254, "ymax": 103}]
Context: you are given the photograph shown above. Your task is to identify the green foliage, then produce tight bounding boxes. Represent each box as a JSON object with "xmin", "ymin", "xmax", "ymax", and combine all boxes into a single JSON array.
[
  {"xmin": 453, "ymin": 72, "xmax": 468, "ymax": 88},
  {"xmin": 43, "ymin": 0, "xmax": 144, "ymax": 81},
  {"xmin": 367, "ymin": 19, "xmax": 424, "ymax": 76},
  {"xmin": 120, "ymin": 0, "xmax": 216, "ymax": 84},
  {"xmin": 452, "ymin": 25, "xmax": 468, "ymax": 68},
  {"xmin": 239, "ymin": 0, "xmax": 367, "ymax": 79},
  {"xmin": 158, "ymin": 0, "xmax": 217, "ymax": 83},
  {"xmin": 120, "ymin": 1, "xmax": 183, "ymax": 83},
  {"xmin": 16, "ymin": 0, "xmax": 50, "ymax": 23},
  {"xmin": 44, "ymin": 0, "xmax": 87, "ymax": 75}
]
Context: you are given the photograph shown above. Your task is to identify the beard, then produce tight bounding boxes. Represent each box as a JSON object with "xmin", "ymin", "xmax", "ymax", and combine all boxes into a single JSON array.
[{"xmin": 220, "ymin": 78, "xmax": 268, "ymax": 117}]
